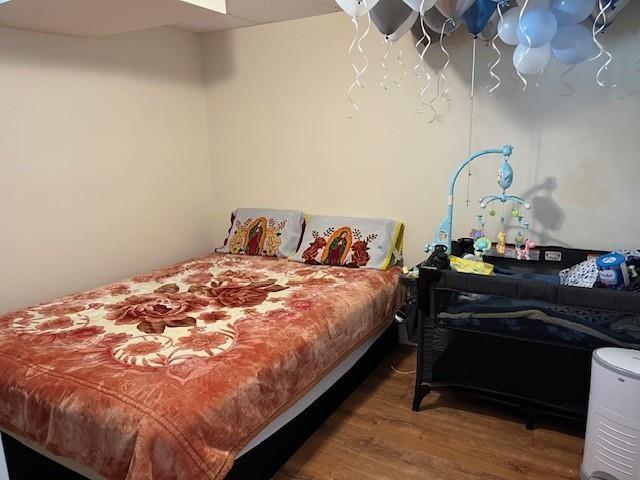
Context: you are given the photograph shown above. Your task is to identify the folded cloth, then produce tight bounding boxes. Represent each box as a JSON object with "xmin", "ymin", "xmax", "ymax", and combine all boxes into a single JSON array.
[{"xmin": 559, "ymin": 258, "xmax": 599, "ymax": 288}]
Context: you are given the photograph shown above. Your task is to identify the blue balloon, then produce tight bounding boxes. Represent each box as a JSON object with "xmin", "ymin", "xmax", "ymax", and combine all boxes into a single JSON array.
[
  {"xmin": 551, "ymin": 0, "xmax": 595, "ymax": 25},
  {"xmin": 552, "ymin": 24, "xmax": 594, "ymax": 64},
  {"xmin": 516, "ymin": 9, "xmax": 558, "ymax": 48},
  {"xmin": 461, "ymin": 0, "xmax": 498, "ymax": 36}
]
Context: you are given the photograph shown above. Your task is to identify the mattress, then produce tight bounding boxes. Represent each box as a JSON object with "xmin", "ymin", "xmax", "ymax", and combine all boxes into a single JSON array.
[{"xmin": 0, "ymin": 253, "xmax": 401, "ymax": 480}]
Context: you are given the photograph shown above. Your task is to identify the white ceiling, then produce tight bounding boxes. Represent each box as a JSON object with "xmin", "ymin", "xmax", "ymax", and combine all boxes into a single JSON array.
[{"xmin": 0, "ymin": 0, "xmax": 340, "ymax": 37}]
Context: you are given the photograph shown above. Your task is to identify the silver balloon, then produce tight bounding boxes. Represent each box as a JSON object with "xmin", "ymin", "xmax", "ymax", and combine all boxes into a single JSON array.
[
  {"xmin": 411, "ymin": 15, "xmax": 442, "ymax": 44},
  {"xmin": 371, "ymin": 0, "xmax": 417, "ymax": 36},
  {"xmin": 388, "ymin": 10, "xmax": 419, "ymax": 41},
  {"xmin": 424, "ymin": 8, "xmax": 459, "ymax": 34},
  {"xmin": 435, "ymin": 0, "xmax": 474, "ymax": 19}
]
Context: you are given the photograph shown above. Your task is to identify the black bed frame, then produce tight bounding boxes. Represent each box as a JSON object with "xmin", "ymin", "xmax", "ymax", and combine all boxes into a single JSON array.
[
  {"xmin": 2, "ymin": 324, "xmax": 397, "ymax": 480},
  {"xmin": 412, "ymin": 243, "xmax": 640, "ymax": 428}
]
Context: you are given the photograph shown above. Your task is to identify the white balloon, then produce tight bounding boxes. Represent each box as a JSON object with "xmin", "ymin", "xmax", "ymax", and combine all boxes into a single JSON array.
[
  {"xmin": 403, "ymin": 0, "xmax": 438, "ymax": 14},
  {"xmin": 336, "ymin": 0, "xmax": 382, "ymax": 17},
  {"xmin": 387, "ymin": 10, "xmax": 420, "ymax": 41},
  {"xmin": 516, "ymin": 0, "xmax": 552, "ymax": 9},
  {"xmin": 498, "ymin": 7, "xmax": 521, "ymax": 45},
  {"xmin": 513, "ymin": 43, "xmax": 551, "ymax": 74}
]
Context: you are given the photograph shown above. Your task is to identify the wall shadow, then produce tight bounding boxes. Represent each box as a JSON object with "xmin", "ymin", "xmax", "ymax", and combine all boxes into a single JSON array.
[{"xmin": 504, "ymin": 177, "xmax": 569, "ymax": 247}]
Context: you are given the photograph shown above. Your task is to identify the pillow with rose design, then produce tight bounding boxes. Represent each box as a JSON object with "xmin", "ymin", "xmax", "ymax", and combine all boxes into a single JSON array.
[
  {"xmin": 290, "ymin": 214, "xmax": 404, "ymax": 270},
  {"xmin": 216, "ymin": 208, "xmax": 305, "ymax": 258}
]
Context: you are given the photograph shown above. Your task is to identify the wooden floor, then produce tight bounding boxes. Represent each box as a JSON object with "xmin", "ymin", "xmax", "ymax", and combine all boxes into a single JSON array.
[{"xmin": 275, "ymin": 346, "xmax": 585, "ymax": 480}]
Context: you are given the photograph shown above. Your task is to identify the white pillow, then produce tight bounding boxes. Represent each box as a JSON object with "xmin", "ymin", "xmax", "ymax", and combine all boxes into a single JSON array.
[
  {"xmin": 290, "ymin": 214, "xmax": 404, "ymax": 270},
  {"xmin": 216, "ymin": 208, "xmax": 304, "ymax": 258}
]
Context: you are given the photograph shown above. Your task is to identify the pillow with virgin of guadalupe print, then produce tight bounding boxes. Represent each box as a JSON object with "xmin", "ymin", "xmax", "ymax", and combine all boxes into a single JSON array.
[
  {"xmin": 290, "ymin": 215, "xmax": 404, "ymax": 270},
  {"xmin": 216, "ymin": 208, "xmax": 305, "ymax": 258}
]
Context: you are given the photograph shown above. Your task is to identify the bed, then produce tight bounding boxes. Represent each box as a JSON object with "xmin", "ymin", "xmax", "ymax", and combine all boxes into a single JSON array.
[{"xmin": 0, "ymin": 253, "xmax": 401, "ymax": 479}]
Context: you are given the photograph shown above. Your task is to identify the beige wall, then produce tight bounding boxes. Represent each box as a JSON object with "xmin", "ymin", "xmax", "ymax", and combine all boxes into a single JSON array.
[
  {"xmin": 1, "ymin": 9, "xmax": 638, "ymax": 312},
  {"xmin": 201, "ymin": 5, "xmax": 640, "ymax": 267},
  {"xmin": 0, "ymin": 26, "xmax": 213, "ymax": 312}
]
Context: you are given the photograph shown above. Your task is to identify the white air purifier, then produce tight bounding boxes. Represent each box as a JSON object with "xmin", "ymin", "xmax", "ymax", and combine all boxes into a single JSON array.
[{"xmin": 582, "ymin": 348, "xmax": 640, "ymax": 480}]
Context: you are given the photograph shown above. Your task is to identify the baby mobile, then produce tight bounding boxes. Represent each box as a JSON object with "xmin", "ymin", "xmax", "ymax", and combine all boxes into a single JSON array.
[
  {"xmin": 335, "ymin": 0, "xmax": 630, "ymax": 116},
  {"xmin": 424, "ymin": 145, "xmax": 535, "ymax": 261}
]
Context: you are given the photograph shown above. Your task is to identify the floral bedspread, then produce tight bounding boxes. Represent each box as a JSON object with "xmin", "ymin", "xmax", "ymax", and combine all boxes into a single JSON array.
[{"xmin": 0, "ymin": 253, "xmax": 401, "ymax": 480}]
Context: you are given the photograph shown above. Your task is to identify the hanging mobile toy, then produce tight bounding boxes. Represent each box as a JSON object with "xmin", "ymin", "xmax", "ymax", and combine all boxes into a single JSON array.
[
  {"xmin": 497, "ymin": 231, "xmax": 507, "ymax": 255},
  {"xmin": 514, "ymin": 231, "xmax": 525, "ymax": 248},
  {"xmin": 517, "ymin": 238, "xmax": 536, "ymax": 261},
  {"xmin": 478, "ymin": 154, "xmax": 530, "ymax": 223},
  {"xmin": 426, "ymin": 145, "xmax": 533, "ymax": 260},
  {"xmin": 469, "ymin": 214, "xmax": 485, "ymax": 240}
]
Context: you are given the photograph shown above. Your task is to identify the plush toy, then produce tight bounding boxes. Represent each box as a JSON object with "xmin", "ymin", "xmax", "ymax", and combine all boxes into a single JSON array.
[
  {"xmin": 517, "ymin": 238, "xmax": 535, "ymax": 261},
  {"xmin": 473, "ymin": 236, "xmax": 492, "ymax": 257}
]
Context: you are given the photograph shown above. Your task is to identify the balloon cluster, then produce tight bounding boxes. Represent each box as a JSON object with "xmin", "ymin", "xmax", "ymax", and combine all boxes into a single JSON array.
[
  {"xmin": 335, "ymin": 0, "xmax": 629, "ymax": 115},
  {"xmin": 498, "ymin": 0, "xmax": 596, "ymax": 76}
]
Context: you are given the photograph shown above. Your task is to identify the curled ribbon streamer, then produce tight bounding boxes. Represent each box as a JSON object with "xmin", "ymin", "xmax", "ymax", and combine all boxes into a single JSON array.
[
  {"xmin": 347, "ymin": 15, "xmax": 361, "ymax": 118},
  {"xmin": 557, "ymin": 65, "xmax": 575, "ymax": 97},
  {"xmin": 413, "ymin": 0, "xmax": 429, "ymax": 81},
  {"xmin": 437, "ymin": 19, "xmax": 454, "ymax": 103},
  {"xmin": 426, "ymin": 19, "xmax": 455, "ymax": 123},
  {"xmin": 426, "ymin": 78, "xmax": 441, "ymax": 124},
  {"xmin": 413, "ymin": 36, "xmax": 427, "ymax": 80},
  {"xmin": 488, "ymin": 3, "xmax": 504, "ymax": 94},
  {"xmin": 395, "ymin": 49, "xmax": 407, "ymax": 88},
  {"xmin": 417, "ymin": 26, "xmax": 438, "ymax": 121},
  {"xmin": 590, "ymin": 0, "xmax": 616, "ymax": 88},
  {"xmin": 345, "ymin": 0, "xmax": 370, "ymax": 118},
  {"xmin": 534, "ymin": 68, "xmax": 544, "ymax": 88},
  {"xmin": 415, "ymin": 2, "xmax": 437, "ymax": 121},
  {"xmin": 380, "ymin": 37, "xmax": 392, "ymax": 90},
  {"xmin": 418, "ymin": 62, "xmax": 437, "ymax": 121},
  {"xmin": 356, "ymin": 8, "xmax": 371, "ymax": 87},
  {"xmin": 515, "ymin": 0, "xmax": 530, "ymax": 91}
]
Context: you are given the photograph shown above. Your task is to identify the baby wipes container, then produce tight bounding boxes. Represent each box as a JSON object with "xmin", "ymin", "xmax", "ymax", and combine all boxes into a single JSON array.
[
  {"xmin": 582, "ymin": 348, "xmax": 640, "ymax": 480},
  {"xmin": 596, "ymin": 253, "xmax": 629, "ymax": 289}
]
